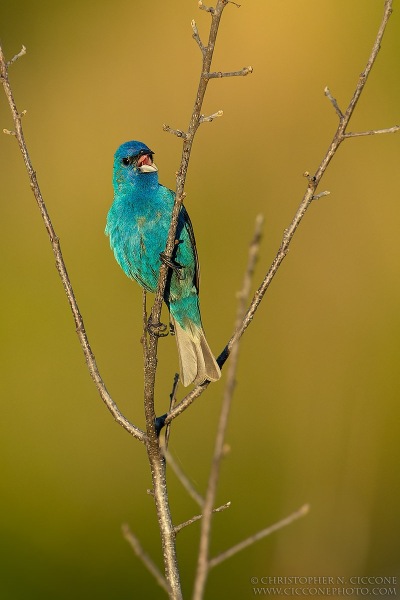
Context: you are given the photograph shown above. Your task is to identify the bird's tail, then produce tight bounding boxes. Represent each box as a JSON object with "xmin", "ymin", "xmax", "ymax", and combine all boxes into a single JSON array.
[{"xmin": 171, "ymin": 316, "xmax": 221, "ymax": 387}]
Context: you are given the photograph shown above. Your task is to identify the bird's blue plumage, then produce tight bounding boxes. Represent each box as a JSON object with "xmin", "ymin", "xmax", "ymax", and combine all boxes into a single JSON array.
[{"xmin": 106, "ymin": 140, "xmax": 220, "ymax": 386}]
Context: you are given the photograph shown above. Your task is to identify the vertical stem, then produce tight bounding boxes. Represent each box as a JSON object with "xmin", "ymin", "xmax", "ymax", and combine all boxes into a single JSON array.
[
  {"xmin": 143, "ymin": 334, "xmax": 182, "ymax": 599},
  {"xmin": 192, "ymin": 216, "xmax": 264, "ymax": 600},
  {"xmin": 150, "ymin": 0, "xmax": 228, "ymax": 329},
  {"xmin": 142, "ymin": 2, "xmax": 230, "ymax": 596}
]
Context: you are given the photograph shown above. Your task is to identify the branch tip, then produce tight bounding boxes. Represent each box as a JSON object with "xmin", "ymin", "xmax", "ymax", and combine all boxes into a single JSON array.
[
  {"xmin": 324, "ymin": 86, "xmax": 344, "ymax": 120},
  {"xmin": 206, "ymin": 66, "xmax": 253, "ymax": 79},
  {"xmin": 174, "ymin": 501, "xmax": 231, "ymax": 535},
  {"xmin": 208, "ymin": 503, "xmax": 310, "ymax": 570},
  {"xmin": 344, "ymin": 125, "xmax": 400, "ymax": 138},
  {"xmin": 122, "ymin": 524, "xmax": 169, "ymax": 593},
  {"xmin": 198, "ymin": 0, "xmax": 215, "ymax": 14},
  {"xmin": 191, "ymin": 19, "xmax": 206, "ymax": 54},
  {"xmin": 163, "ymin": 124, "xmax": 189, "ymax": 139},
  {"xmin": 312, "ymin": 190, "xmax": 330, "ymax": 200},
  {"xmin": 200, "ymin": 109, "xmax": 224, "ymax": 123},
  {"xmin": 7, "ymin": 45, "xmax": 27, "ymax": 67}
]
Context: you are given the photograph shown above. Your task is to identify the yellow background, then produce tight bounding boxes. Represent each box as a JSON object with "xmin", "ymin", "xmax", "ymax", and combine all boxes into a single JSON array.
[{"xmin": 1, "ymin": 1, "xmax": 399, "ymax": 598}]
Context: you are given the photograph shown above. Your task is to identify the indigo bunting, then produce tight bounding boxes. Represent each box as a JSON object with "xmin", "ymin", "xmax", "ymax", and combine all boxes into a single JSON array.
[{"xmin": 106, "ymin": 140, "xmax": 221, "ymax": 387}]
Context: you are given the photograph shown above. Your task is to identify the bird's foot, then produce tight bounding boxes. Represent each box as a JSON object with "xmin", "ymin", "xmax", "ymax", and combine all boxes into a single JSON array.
[
  {"xmin": 169, "ymin": 321, "xmax": 175, "ymax": 336},
  {"xmin": 147, "ymin": 317, "xmax": 169, "ymax": 337},
  {"xmin": 160, "ymin": 252, "xmax": 184, "ymax": 279}
]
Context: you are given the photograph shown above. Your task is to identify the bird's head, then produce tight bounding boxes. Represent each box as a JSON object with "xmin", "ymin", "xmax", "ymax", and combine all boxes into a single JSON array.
[{"xmin": 113, "ymin": 140, "xmax": 158, "ymax": 191}]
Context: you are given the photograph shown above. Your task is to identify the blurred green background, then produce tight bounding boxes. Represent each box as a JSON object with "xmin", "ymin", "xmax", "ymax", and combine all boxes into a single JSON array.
[{"xmin": 1, "ymin": 1, "xmax": 399, "ymax": 598}]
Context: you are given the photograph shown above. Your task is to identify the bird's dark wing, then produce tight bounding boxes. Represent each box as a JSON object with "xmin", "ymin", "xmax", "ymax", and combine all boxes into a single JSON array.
[{"xmin": 180, "ymin": 205, "xmax": 200, "ymax": 293}]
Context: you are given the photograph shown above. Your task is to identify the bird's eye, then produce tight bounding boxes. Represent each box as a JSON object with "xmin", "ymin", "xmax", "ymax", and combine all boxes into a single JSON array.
[{"xmin": 122, "ymin": 157, "xmax": 130, "ymax": 166}]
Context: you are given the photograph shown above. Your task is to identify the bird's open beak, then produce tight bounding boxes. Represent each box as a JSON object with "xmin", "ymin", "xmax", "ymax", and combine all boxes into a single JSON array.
[{"xmin": 137, "ymin": 152, "xmax": 158, "ymax": 173}]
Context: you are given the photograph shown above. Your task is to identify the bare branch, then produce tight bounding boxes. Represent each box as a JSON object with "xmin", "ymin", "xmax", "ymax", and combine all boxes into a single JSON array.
[
  {"xmin": 174, "ymin": 502, "xmax": 231, "ymax": 534},
  {"xmin": 163, "ymin": 124, "xmax": 189, "ymax": 140},
  {"xmin": 122, "ymin": 524, "xmax": 169, "ymax": 594},
  {"xmin": 313, "ymin": 190, "xmax": 331, "ymax": 200},
  {"xmin": 205, "ymin": 66, "xmax": 253, "ymax": 79},
  {"xmin": 163, "ymin": 447, "xmax": 205, "ymax": 508},
  {"xmin": 0, "ymin": 44, "xmax": 146, "ymax": 445},
  {"xmin": 199, "ymin": 109, "xmax": 223, "ymax": 123},
  {"xmin": 198, "ymin": 1, "xmax": 215, "ymax": 14},
  {"xmin": 208, "ymin": 504, "xmax": 310, "ymax": 569},
  {"xmin": 193, "ymin": 214, "xmax": 264, "ymax": 600},
  {"xmin": 324, "ymin": 86, "xmax": 344, "ymax": 119},
  {"xmin": 7, "ymin": 44, "xmax": 26, "ymax": 66},
  {"xmin": 344, "ymin": 125, "xmax": 400, "ymax": 138},
  {"xmin": 191, "ymin": 19, "xmax": 206, "ymax": 55},
  {"xmin": 164, "ymin": 373, "xmax": 180, "ymax": 452}
]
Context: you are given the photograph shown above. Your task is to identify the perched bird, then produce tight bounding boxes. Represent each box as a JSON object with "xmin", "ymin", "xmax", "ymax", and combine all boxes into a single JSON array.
[{"xmin": 106, "ymin": 140, "xmax": 221, "ymax": 387}]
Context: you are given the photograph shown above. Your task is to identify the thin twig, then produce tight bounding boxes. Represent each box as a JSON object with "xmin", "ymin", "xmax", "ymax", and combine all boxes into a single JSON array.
[
  {"xmin": 7, "ymin": 44, "xmax": 26, "ymax": 66},
  {"xmin": 174, "ymin": 502, "xmax": 231, "ymax": 534},
  {"xmin": 0, "ymin": 45, "xmax": 146, "ymax": 445},
  {"xmin": 191, "ymin": 19, "xmax": 206, "ymax": 55},
  {"xmin": 193, "ymin": 214, "xmax": 264, "ymax": 600},
  {"xmin": 122, "ymin": 524, "xmax": 170, "ymax": 594},
  {"xmin": 208, "ymin": 504, "xmax": 310, "ymax": 569},
  {"xmin": 199, "ymin": 110, "xmax": 223, "ymax": 123},
  {"xmin": 163, "ymin": 448, "xmax": 205, "ymax": 506},
  {"xmin": 163, "ymin": 124, "xmax": 189, "ymax": 139},
  {"xmin": 344, "ymin": 125, "xmax": 400, "ymax": 138},
  {"xmin": 313, "ymin": 190, "xmax": 331, "ymax": 200},
  {"xmin": 324, "ymin": 86, "xmax": 344, "ymax": 119},
  {"xmin": 162, "ymin": 0, "xmax": 396, "ymax": 429},
  {"xmin": 198, "ymin": 1, "xmax": 215, "ymax": 14},
  {"xmin": 164, "ymin": 373, "xmax": 180, "ymax": 451},
  {"xmin": 205, "ymin": 66, "xmax": 253, "ymax": 78}
]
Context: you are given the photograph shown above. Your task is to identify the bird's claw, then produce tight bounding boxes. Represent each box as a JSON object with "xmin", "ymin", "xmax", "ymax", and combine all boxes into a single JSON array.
[
  {"xmin": 147, "ymin": 318, "xmax": 169, "ymax": 337},
  {"xmin": 160, "ymin": 252, "xmax": 184, "ymax": 279}
]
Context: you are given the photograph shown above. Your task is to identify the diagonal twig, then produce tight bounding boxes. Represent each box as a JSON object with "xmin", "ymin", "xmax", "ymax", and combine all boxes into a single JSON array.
[
  {"xmin": 163, "ymin": 447, "xmax": 205, "ymax": 508},
  {"xmin": 163, "ymin": 124, "xmax": 189, "ymax": 139},
  {"xmin": 164, "ymin": 373, "xmax": 180, "ymax": 452},
  {"xmin": 208, "ymin": 504, "xmax": 310, "ymax": 569},
  {"xmin": 191, "ymin": 19, "xmax": 206, "ymax": 55},
  {"xmin": 122, "ymin": 524, "xmax": 169, "ymax": 594},
  {"xmin": 174, "ymin": 502, "xmax": 231, "ymax": 534},
  {"xmin": 193, "ymin": 214, "xmax": 264, "ymax": 600},
  {"xmin": 324, "ymin": 86, "xmax": 344, "ymax": 119},
  {"xmin": 0, "ymin": 45, "xmax": 145, "ymax": 445},
  {"xmin": 7, "ymin": 44, "xmax": 26, "ymax": 66}
]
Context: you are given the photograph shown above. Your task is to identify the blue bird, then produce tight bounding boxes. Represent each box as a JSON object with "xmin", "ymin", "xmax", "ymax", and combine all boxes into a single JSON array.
[{"xmin": 106, "ymin": 140, "xmax": 221, "ymax": 387}]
